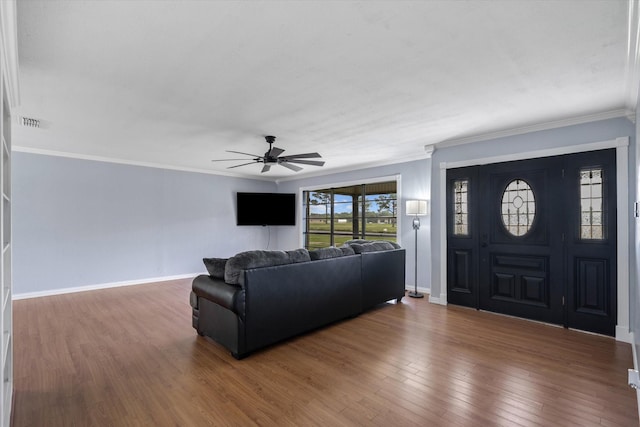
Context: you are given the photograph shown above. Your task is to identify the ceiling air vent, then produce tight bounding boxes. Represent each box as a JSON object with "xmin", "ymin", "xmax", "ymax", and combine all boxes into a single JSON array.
[{"xmin": 20, "ymin": 116, "xmax": 41, "ymax": 128}]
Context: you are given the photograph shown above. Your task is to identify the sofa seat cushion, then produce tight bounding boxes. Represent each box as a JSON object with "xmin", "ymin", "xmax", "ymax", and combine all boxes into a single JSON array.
[{"xmin": 224, "ymin": 250, "xmax": 293, "ymax": 284}]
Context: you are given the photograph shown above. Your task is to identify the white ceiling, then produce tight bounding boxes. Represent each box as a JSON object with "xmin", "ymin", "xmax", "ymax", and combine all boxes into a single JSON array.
[{"xmin": 13, "ymin": 0, "xmax": 635, "ymax": 180}]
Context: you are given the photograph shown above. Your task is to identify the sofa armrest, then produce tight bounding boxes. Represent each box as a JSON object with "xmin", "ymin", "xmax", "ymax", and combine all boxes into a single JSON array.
[
  {"xmin": 192, "ymin": 275, "xmax": 245, "ymax": 317},
  {"xmin": 361, "ymin": 248, "xmax": 406, "ymax": 309}
]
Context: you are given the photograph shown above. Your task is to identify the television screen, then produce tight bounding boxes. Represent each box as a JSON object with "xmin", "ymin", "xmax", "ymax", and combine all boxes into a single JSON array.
[{"xmin": 236, "ymin": 192, "xmax": 296, "ymax": 226}]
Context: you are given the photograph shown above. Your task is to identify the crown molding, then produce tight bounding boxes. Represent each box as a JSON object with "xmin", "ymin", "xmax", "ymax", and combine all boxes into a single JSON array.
[
  {"xmin": 12, "ymin": 146, "xmax": 277, "ymax": 182},
  {"xmin": 627, "ymin": 0, "xmax": 640, "ymax": 111},
  {"xmin": 274, "ymin": 149, "xmax": 433, "ymax": 184},
  {"xmin": 0, "ymin": 0, "xmax": 20, "ymax": 108},
  {"xmin": 15, "ymin": 144, "xmax": 429, "ymax": 184},
  {"xmin": 423, "ymin": 144, "xmax": 435, "ymax": 157},
  {"xmin": 436, "ymin": 109, "xmax": 632, "ymax": 149}
]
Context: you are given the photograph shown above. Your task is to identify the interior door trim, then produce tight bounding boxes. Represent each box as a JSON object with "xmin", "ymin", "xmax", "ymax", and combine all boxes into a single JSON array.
[{"xmin": 436, "ymin": 136, "xmax": 630, "ymax": 342}]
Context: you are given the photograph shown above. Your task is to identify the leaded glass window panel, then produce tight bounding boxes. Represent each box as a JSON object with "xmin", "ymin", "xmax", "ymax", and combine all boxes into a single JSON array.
[
  {"xmin": 453, "ymin": 179, "xmax": 468, "ymax": 236},
  {"xmin": 501, "ymin": 179, "xmax": 535, "ymax": 237},
  {"xmin": 580, "ymin": 168, "xmax": 604, "ymax": 240}
]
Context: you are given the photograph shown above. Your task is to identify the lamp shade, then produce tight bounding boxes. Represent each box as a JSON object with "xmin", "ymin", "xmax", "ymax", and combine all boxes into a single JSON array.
[{"xmin": 406, "ymin": 200, "xmax": 429, "ymax": 216}]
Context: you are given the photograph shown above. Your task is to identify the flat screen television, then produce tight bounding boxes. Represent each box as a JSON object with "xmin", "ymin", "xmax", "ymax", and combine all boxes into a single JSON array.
[{"xmin": 236, "ymin": 192, "xmax": 296, "ymax": 226}]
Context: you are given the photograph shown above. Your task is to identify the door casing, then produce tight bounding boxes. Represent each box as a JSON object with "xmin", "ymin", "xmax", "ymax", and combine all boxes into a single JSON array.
[{"xmin": 435, "ymin": 137, "xmax": 630, "ymax": 342}]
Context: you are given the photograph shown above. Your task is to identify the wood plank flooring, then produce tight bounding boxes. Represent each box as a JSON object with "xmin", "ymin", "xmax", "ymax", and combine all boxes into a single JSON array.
[{"xmin": 11, "ymin": 278, "xmax": 638, "ymax": 426}]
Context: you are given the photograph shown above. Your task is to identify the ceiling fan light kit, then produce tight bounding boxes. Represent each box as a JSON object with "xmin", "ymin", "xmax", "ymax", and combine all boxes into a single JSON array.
[{"xmin": 211, "ymin": 135, "xmax": 325, "ymax": 173}]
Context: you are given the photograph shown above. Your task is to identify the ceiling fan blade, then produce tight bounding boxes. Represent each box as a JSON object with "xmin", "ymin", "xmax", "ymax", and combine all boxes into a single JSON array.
[
  {"xmin": 211, "ymin": 158, "xmax": 257, "ymax": 162},
  {"xmin": 218, "ymin": 137, "xmax": 319, "ymax": 173},
  {"xmin": 226, "ymin": 150, "xmax": 262, "ymax": 157},
  {"xmin": 268, "ymin": 147, "xmax": 285, "ymax": 157},
  {"xmin": 279, "ymin": 152, "xmax": 322, "ymax": 160},
  {"xmin": 226, "ymin": 161, "xmax": 258, "ymax": 169},
  {"xmin": 285, "ymin": 159, "xmax": 325, "ymax": 167},
  {"xmin": 279, "ymin": 162, "xmax": 303, "ymax": 172}
]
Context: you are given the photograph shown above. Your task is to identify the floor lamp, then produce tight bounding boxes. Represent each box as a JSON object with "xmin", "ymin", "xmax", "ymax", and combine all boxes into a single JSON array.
[{"xmin": 406, "ymin": 200, "xmax": 428, "ymax": 298}]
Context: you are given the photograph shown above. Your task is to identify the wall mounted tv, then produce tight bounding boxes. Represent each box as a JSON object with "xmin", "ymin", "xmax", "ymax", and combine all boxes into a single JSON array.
[{"xmin": 236, "ymin": 192, "xmax": 296, "ymax": 226}]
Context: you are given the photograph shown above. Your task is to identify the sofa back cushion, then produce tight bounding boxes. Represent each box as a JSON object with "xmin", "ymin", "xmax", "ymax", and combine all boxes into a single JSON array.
[
  {"xmin": 309, "ymin": 246, "xmax": 351, "ymax": 260},
  {"xmin": 345, "ymin": 239, "xmax": 401, "ymax": 249},
  {"xmin": 287, "ymin": 248, "xmax": 311, "ymax": 263},
  {"xmin": 340, "ymin": 245, "xmax": 356, "ymax": 256},
  {"xmin": 349, "ymin": 241, "xmax": 396, "ymax": 254},
  {"xmin": 224, "ymin": 250, "xmax": 293, "ymax": 284}
]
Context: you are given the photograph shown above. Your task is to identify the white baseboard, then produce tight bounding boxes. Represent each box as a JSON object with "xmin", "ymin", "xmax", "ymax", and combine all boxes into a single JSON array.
[
  {"xmin": 13, "ymin": 273, "xmax": 200, "ymax": 300},
  {"xmin": 616, "ymin": 325, "xmax": 633, "ymax": 343},
  {"xmin": 405, "ymin": 285, "xmax": 430, "ymax": 296},
  {"xmin": 632, "ymin": 333, "xmax": 640, "ymax": 422},
  {"xmin": 428, "ymin": 293, "xmax": 447, "ymax": 305}
]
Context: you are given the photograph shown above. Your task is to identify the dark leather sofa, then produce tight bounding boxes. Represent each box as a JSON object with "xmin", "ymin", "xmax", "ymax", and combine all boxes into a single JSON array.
[{"xmin": 190, "ymin": 242, "xmax": 406, "ymax": 359}]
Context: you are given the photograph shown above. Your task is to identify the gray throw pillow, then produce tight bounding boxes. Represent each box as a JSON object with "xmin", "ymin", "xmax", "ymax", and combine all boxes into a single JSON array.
[
  {"xmin": 202, "ymin": 257, "xmax": 228, "ymax": 279},
  {"xmin": 224, "ymin": 250, "xmax": 292, "ymax": 284}
]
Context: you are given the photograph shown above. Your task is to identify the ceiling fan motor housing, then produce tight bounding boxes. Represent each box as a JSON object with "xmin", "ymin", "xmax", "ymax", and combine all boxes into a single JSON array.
[{"xmin": 264, "ymin": 136, "xmax": 278, "ymax": 162}]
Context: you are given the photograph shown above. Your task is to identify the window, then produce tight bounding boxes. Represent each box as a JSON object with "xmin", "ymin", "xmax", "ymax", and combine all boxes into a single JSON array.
[
  {"xmin": 453, "ymin": 179, "xmax": 469, "ymax": 236},
  {"xmin": 580, "ymin": 168, "xmax": 604, "ymax": 240},
  {"xmin": 303, "ymin": 181, "xmax": 397, "ymax": 249},
  {"xmin": 501, "ymin": 179, "xmax": 536, "ymax": 237}
]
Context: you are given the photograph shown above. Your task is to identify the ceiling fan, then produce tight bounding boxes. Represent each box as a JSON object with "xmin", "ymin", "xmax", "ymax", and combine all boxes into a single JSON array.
[{"xmin": 211, "ymin": 135, "xmax": 325, "ymax": 173}]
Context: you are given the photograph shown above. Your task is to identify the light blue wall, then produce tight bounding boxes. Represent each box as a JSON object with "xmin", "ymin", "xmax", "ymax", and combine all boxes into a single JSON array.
[
  {"xmin": 430, "ymin": 117, "xmax": 636, "ymax": 316},
  {"xmin": 13, "ymin": 115, "xmax": 635, "ymax": 306},
  {"xmin": 276, "ymin": 158, "xmax": 432, "ymax": 291},
  {"xmin": 12, "ymin": 152, "xmax": 277, "ymax": 295}
]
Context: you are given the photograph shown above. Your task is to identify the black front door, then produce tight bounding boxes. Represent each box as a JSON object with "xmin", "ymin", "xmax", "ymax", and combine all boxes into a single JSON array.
[
  {"xmin": 447, "ymin": 149, "xmax": 617, "ymax": 336},
  {"xmin": 478, "ymin": 156, "xmax": 565, "ymax": 325}
]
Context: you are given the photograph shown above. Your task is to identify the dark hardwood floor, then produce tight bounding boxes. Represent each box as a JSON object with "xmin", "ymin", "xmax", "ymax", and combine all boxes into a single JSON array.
[{"xmin": 11, "ymin": 278, "xmax": 638, "ymax": 426}]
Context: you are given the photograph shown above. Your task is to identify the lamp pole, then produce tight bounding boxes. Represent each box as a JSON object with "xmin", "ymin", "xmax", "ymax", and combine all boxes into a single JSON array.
[{"xmin": 409, "ymin": 216, "xmax": 424, "ymax": 298}]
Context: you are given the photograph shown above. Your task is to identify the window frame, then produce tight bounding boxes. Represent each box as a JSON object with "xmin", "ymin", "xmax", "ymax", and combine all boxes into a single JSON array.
[{"xmin": 299, "ymin": 175, "xmax": 402, "ymax": 250}]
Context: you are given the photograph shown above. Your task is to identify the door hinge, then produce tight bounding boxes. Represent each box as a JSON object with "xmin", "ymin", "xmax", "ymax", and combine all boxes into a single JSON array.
[
  {"xmin": 561, "ymin": 169, "xmax": 565, "ymax": 178},
  {"xmin": 562, "ymin": 296, "xmax": 565, "ymax": 306},
  {"xmin": 561, "ymin": 233, "xmax": 565, "ymax": 242}
]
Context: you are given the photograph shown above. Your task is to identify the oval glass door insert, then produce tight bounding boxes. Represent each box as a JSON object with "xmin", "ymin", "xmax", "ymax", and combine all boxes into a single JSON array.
[{"xmin": 501, "ymin": 179, "xmax": 535, "ymax": 236}]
